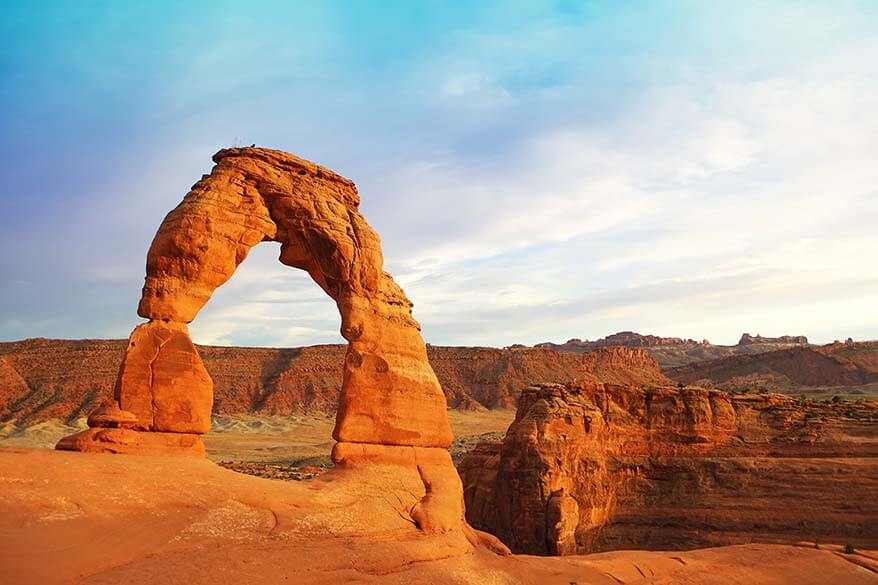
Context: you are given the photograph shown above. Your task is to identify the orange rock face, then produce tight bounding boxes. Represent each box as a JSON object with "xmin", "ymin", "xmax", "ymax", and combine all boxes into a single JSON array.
[
  {"xmin": 460, "ymin": 381, "xmax": 878, "ymax": 555},
  {"xmin": 0, "ymin": 356, "xmax": 29, "ymax": 415},
  {"xmin": 86, "ymin": 400, "xmax": 138, "ymax": 429},
  {"xmin": 59, "ymin": 147, "xmax": 452, "ymax": 452},
  {"xmin": 114, "ymin": 321, "xmax": 213, "ymax": 434}
]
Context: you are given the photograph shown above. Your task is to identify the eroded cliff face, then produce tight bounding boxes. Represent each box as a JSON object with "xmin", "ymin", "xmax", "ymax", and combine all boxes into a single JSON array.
[{"xmin": 459, "ymin": 382, "xmax": 878, "ymax": 555}]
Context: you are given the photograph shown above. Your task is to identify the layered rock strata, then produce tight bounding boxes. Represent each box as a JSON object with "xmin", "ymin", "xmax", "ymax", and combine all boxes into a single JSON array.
[
  {"xmin": 1, "ymin": 339, "xmax": 669, "ymax": 423},
  {"xmin": 666, "ymin": 343, "xmax": 878, "ymax": 392},
  {"xmin": 459, "ymin": 381, "xmax": 878, "ymax": 554}
]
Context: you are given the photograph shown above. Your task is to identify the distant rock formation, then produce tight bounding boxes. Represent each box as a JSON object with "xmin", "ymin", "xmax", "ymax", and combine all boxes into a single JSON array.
[
  {"xmin": 536, "ymin": 331, "xmax": 694, "ymax": 351},
  {"xmin": 459, "ymin": 380, "xmax": 878, "ymax": 555},
  {"xmin": 665, "ymin": 342, "xmax": 878, "ymax": 392},
  {"xmin": 738, "ymin": 333, "xmax": 808, "ymax": 346},
  {"xmin": 0, "ymin": 340, "xmax": 668, "ymax": 424},
  {"xmin": 536, "ymin": 331, "xmax": 816, "ymax": 368}
]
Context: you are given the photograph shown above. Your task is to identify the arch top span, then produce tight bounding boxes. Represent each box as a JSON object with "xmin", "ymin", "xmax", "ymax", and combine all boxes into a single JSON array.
[
  {"xmin": 139, "ymin": 147, "xmax": 381, "ymax": 324},
  {"xmin": 68, "ymin": 147, "xmax": 453, "ymax": 451}
]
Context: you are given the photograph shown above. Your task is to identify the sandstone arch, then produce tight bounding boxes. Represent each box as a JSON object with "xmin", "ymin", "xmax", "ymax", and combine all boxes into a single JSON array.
[
  {"xmin": 58, "ymin": 147, "xmax": 452, "ymax": 452},
  {"xmin": 55, "ymin": 147, "xmax": 516, "ymax": 546}
]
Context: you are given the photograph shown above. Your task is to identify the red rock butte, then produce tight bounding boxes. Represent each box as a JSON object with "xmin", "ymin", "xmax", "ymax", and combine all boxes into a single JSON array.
[{"xmin": 56, "ymin": 146, "xmax": 476, "ymax": 537}]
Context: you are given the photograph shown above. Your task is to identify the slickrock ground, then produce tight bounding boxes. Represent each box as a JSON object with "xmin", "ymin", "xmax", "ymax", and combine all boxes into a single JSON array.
[
  {"xmin": 666, "ymin": 341, "xmax": 878, "ymax": 398},
  {"xmin": 0, "ymin": 339, "xmax": 666, "ymax": 424},
  {"xmin": 2, "ymin": 448, "xmax": 876, "ymax": 585},
  {"xmin": 460, "ymin": 382, "xmax": 878, "ymax": 555}
]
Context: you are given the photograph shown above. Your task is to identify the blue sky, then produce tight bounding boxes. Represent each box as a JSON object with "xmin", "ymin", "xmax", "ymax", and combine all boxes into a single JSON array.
[{"xmin": 2, "ymin": 1, "xmax": 877, "ymax": 347}]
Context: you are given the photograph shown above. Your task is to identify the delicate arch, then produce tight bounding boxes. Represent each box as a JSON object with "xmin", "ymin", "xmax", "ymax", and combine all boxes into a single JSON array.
[
  {"xmin": 57, "ymin": 148, "xmax": 516, "ymax": 544},
  {"xmin": 75, "ymin": 147, "xmax": 452, "ymax": 449}
]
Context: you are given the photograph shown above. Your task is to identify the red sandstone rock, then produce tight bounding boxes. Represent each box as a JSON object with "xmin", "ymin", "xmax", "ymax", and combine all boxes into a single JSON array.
[
  {"xmin": 536, "ymin": 331, "xmax": 818, "ymax": 368},
  {"xmin": 86, "ymin": 400, "xmax": 138, "ymax": 429},
  {"xmin": 56, "ymin": 427, "xmax": 205, "ymax": 456},
  {"xmin": 53, "ymin": 147, "xmax": 470, "ymax": 536},
  {"xmin": 331, "ymin": 442, "xmax": 465, "ymax": 534},
  {"xmin": 738, "ymin": 333, "xmax": 808, "ymax": 346},
  {"xmin": 0, "ymin": 356, "xmax": 28, "ymax": 415},
  {"xmin": 131, "ymin": 147, "xmax": 452, "ymax": 448},
  {"xmin": 7, "ymin": 449, "xmax": 870, "ymax": 584},
  {"xmin": 114, "ymin": 321, "xmax": 213, "ymax": 434},
  {"xmin": 459, "ymin": 381, "xmax": 878, "ymax": 555}
]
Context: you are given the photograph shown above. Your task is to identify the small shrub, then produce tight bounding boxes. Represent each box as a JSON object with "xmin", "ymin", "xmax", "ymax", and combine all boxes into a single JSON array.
[
  {"xmin": 845, "ymin": 543, "xmax": 856, "ymax": 554},
  {"xmin": 677, "ymin": 382, "xmax": 685, "ymax": 389},
  {"xmin": 832, "ymin": 395, "xmax": 841, "ymax": 404}
]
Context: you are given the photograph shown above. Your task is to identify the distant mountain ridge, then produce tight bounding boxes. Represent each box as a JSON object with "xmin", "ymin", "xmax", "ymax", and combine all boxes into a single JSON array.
[
  {"xmin": 3, "ymin": 334, "xmax": 873, "ymax": 427},
  {"xmin": 534, "ymin": 331, "xmax": 812, "ymax": 367},
  {"xmin": 0, "ymin": 339, "xmax": 668, "ymax": 425},
  {"xmin": 738, "ymin": 333, "xmax": 808, "ymax": 345},
  {"xmin": 536, "ymin": 331, "xmax": 697, "ymax": 349},
  {"xmin": 665, "ymin": 340, "xmax": 878, "ymax": 394}
]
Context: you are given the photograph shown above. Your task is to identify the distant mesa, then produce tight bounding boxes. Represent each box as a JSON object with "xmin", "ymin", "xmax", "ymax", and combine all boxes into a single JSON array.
[
  {"xmin": 738, "ymin": 332, "xmax": 808, "ymax": 346},
  {"xmin": 534, "ymin": 331, "xmax": 816, "ymax": 368},
  {"xmin": 536, "ymin": 331, "xmax": 696, "ymax": 351}
]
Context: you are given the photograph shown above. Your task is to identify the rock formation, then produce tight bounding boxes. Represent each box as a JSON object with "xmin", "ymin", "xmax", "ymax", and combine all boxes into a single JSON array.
[
  {"xmin": 460, "ymin": 380, "xmax": 878, "ymax": 555},
  {"xmin": 54, "ymin": 147, "xmax": 476, "ymax": 537},
  {"xmin": 738, "ymin": 333, "xmax": 809, "ymax": 345},
  {"xmin": 666, "ymin": 342, "xmax": 878, "ymax": 393},
  {"xmin": 536, "ymin": 331, "xmax": 817, "ymax": 367},
  {"xmin": 535, "ymin": 331, "xmax": 692, "ymax": 351}
]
